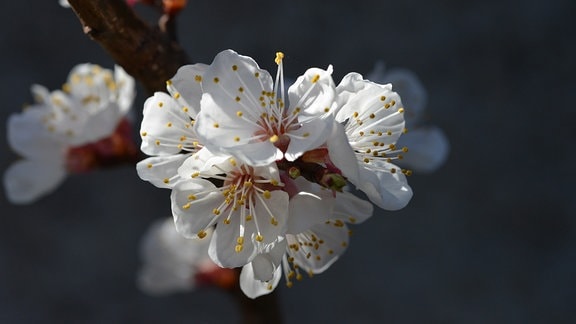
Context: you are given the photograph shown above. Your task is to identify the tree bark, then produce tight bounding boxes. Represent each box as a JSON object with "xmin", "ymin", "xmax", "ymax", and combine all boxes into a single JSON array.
[{"xmin": 67, "ymin": 0, "xmax": 190, "ymax": 93}]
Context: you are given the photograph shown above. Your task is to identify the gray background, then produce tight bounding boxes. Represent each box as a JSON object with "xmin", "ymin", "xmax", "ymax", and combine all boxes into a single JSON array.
[{"xmin": 1, "ymin": 0, "xmax": 575, "ymax": 323}]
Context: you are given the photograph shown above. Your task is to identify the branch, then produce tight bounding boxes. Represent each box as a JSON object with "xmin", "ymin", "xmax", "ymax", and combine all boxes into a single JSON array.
[{"xmin": 67, "ymin": 0, "xmax": 190, "ymax": 93}]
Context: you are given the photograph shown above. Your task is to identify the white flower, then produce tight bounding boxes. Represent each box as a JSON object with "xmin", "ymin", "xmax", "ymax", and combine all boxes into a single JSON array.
[
  {"xmin": 329, "ymin": 72, "xmax": 413, "ymax": 210},
  {"xmin": 240, "ymin": 184, "xmax": 373, "ymax": 298},
  {"xmin": 137, "ymin": 63, "xmax": 207, "ymax": 188},
  {"xmin": 4, "ymin": 64, "xmax": 135, "ymax": 204},
  {"xmin": 170, "ymin": 152, "xmax": 289, "ymax": 269},
  {"xmin": 194, "ymin": 49, "xmax": 336, "ymax": 166},
  {"xmin": 137, "ymin": 218, "xmax": 214, "ymax": 295},
  {"xmin": 367, "ymin": 62, "xmax": 449, "ymax": 173}
]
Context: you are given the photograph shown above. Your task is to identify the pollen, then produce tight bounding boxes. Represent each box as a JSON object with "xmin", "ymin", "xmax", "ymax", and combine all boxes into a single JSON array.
[
  {"xmin": 235, "ymin": 245, "xmax": 243, "ymax": 253},
  {"xmin": 166, "ymin": 122, "xmax": 172, "ymax": 127},
  {"xmin": 270, "ymin": 217, "xmax": 279, "ymax": 226},
  {"xmin": 311, "ymin": 74, "xmax": 320, "ymax": 83},
  {"xmin": 163, "ymin": 178, "xmax": 170, "ymax": 184},
  {"xmin": 173, "ymin": 92, "xmax": 181, "ymax": 99},
  {"xmin": 182, "ymin": 202, "xmax": 191, "ymax": 210},
  {"xmin": 369, "ymin": 113, "xmax": 376, "ymax": 119},
  {"xmin": 234, "ymin": 136, "xmax": 240, "ymax": 142},
  {"xmin": 182, "ymin": 107, "xmax": 189, "ymax": 112},
  {"xmin": 194, "ymin": 75, "xmax": 202, "ymax": 82},
  {"xmin": 236, "ymin": 236, "xmax": 244, "ymax": 244},
  {"xmin": 255, "ymin": 234, "xmax": 264, "ymax": 242},
  {"xmin": 141, "ymin": 131, "xmax": 147, "ymax": 136},
  {"xmin": 263, "ymin": 190, "xmax": 271, "ymax": 199},
  {"xmin": 398, "ymin": 108, "xmax": 405, "ymax": 113},
  {"xmin": 187, "ymin": 194, "xmax": 197, "ymax": 200},
  {"xmin": 158, "ymin": 102, "xmax": 164, "ymax": 108},
  {"xmin": 213, "ymin": 123, "xmax": 219, "ymax": 128},
  {"xmin": 155, "ymin": 140, "xmax": 161, "ymax": 146},
  {"xmin": 380, "ymin": 95, "xmax": 386, "ymax": 101},
  {"xmin": 324, "ymin": 107, "xmax": 330, "ymax": 113},
  {"xmin": 238, "ymin": 87, "xmax": 244, "ymax": 92},
  {"xmin": 166, "ymin": 80, "xmax": 172, "ymax": 86},
  {"xmin": 213, "ymin": 208, "xmax": 221, "ymax": 215},
  {"xmin": 232, "ymin": 65, "xmax": 238, "ymax": 71},
  {"xmin": 254, "ymin": 72, "xmax": 260, "ymax": 78},
  {"xmin": 197, "ymin": 230, "xmax": 207, "ymax": 239},
  {"xmin": 147, "ymin": 163, "xmax": 153, "ymax": 169},
  {"xmin": 269, "ymin": 134, "xmax": 279, "ymax": 143},
  {"xmin": 213, "ymin": 77, "xmax": 219, "ymax": 83}
]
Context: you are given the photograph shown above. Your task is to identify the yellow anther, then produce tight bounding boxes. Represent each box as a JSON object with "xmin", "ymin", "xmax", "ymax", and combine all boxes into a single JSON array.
[
  {"xmin": 191, "ymin": 172, "xmax": 200, "ymax": 178},
  {"xmin": 212, "ymin": 208, "xmax": 220, "ymax": 215},
  {"xmin": 235, "ymin": 96, "xmax": 241, "ymax": 102},
  {"xmin": 173, "ymin": 92, "xmax": 181, "ymax": 99},
  {"xmin": 213, "ymin": 123, "xmax": 219, "ymax": 128},
  {"xmin": 270, "ymin": 179, "xmax": 279, "ymax": 186},
  {"xmin": 197, "ymin": 230, "xmax": 207, "ymax": 239},
  {"xmin": 390, "ymin": 168, "xmax": 396, "ymax": 174},
  {"xmin": 194, "ymin": 75, "xmax": 202, "ymax": 82},
  {"xmin": 235, "ymin": 245, "xmax": 243, "ymax": 253},
  {"xmin": 243, "ymin": 181, "xmax": 253, "ymax": 188},
  {"xmin": 147, "ymin": 163, "xmax": 153, "ymax": 169},
  {"xmin": 236, "ymin": 111, "xmax": 243, "ymax": 117},
  {"xmin": 234, "ymin": 136, "xmax": 240, "ymax": 142},
  {"xmin": 158, "ymin": 102, "xmax": 164, "ymax": 107},
  {"xmin": 270, "ymin": 217, "xmax": 278, "ymax": 226},
  {"xmin": 166, "ymin": 80, "xmax": 172, "ymax": 86},
  {"xmin": 223, "ymin": 219, "xmax": 231, "ymax": 225},
  {"xmin": 182, "ymin": 202, "xmax": 191, "ymax": 210},
  {"xmin": 369, "ymin": 113, "xmax": 376, "ymax": 119},
  {"xmin": 269, "ymin": 134, "xmax": 279, "ymax": 143},
  {"xmin": 254, "ymin": 72, "xmax": 260, "ymax": 78},
  {"xmin": 263, "ymin": 190, "xmax": 271, "ymax": 199},
  {"xmin": 236, "ymin": 236, "xmax": 244, "ymax": 244},
  {"xmin": 255, "ymin": 234, "xmax": 264, "ymax": 242},
  {"xmin": 213, "ymin": 77, "xmax": 219, "ymax": 83},
  {"xmin": 163, "ymin": 178, "xmax": 170, "ymax": 184},
  {"xmin": 166, "ymin": 122, "xmax": 172, "ymax": 127},
  {"xmin": 324, "ymin": 107, "xmax": 330, "ymax": 113},
  {"xmin": 141, "ymin": 131, "xmax": 147, "ymax": 137},
  {"xmin": 311, "ymin": 74, "xmax": 320, "ymax": 83},
  {"xmin": 232, "ymin": 65, "xmax": 238, "ymax": 71},
  {"xmin": 380, "ymin": 95, "xmax": 386, "ymax": 101},
  {"xmin": 155, "ymin": 140, "xmax": 161, "ymax": 146},
  {"xmin": 187, "ymin": 194, "xmax": 197, "ymax": 200},
  {"xmin": 275, "ymin": 52, "xmax": 284, "ymax": 65},
  {"xmin": 402, "ymin": 147, "xmax": 409, "ymax": 153},
  {"xmin": 398, "ymin": 108, "xmax": 405, "ymax": 113},
  {"xmin": 245, "ymin": 214, "xmax": 253, "ymax": 221}
]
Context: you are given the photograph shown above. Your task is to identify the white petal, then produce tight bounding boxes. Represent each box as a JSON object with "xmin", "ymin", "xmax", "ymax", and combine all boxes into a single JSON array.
[
  {"xmin": 288, "ymin": 221, "xmax": 349, "ymax": 274},
  {"xmin": 356, "ymin": 161, "xmax": 413, "ymax": 210},
  {"xmin": 140, "ymin": 92, "xmax": 197, "ymax": 156},
  {"xmin": 287, "ymin": 66, "xmax": 336, "ymax": 119},
  {"xmin": 76, "ymin": 102, "xmax": 122, "ymax": 143},
  {"xmin": 239, "ymin": 262, "xmax": 282, "ymax": 299},
  {"xmin": 166, "ymin": 63, "xmax": 208, "ymax": 119},
  {"xmin": 195, "ymin": 50, "xmax": 274, "ymax": 152},
  {"xmin": 137, "ymin": 154, "xmax": 191, "ymax": 189},
  {"xmin": 332, "ymin": 191, "xmax": 374, "ymax": 224},
  {"xmin": 396, "ymin": 126, "xmax": 449, "ymax": 173},
  {"xmin": 208, "ymin": 219, "xmax": 257, "ymax": 268},
  {"xmin": 4, "ymin": 159, "xmax": 66, "ymax": 204},
  {"xmin": 177, "ymin": 147, "xmax": 234, "ymax": 178},
  {"xmin": 284, "ymin": 118, "xmax": 332, "ymax": 162},
  {"xmin": 287, "ymin": 191, "xmax": 332, "ymax": 234},
  {"xmin": 251, "ymin": 190, "xmax": 289, "ymax": 246},
  {"xmin": 327, "ymin": 121, "xmax": 360, "ymax": 183},
  {"xmin": 171, "ymin": 179, "xmax": 222, "ymax": 238}
]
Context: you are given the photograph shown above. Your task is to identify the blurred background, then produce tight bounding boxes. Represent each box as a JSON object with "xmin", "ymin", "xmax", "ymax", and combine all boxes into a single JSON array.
[{"xmin": 1, "ymin": 0, "xmax": 574, "ymax": 323}]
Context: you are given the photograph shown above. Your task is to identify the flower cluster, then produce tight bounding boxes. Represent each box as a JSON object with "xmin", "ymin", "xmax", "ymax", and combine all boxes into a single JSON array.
[
  {"xmin": 4, "ymin": 63, "xmax": 136, "ymax": 204},
  {"xmin": 137, "ymin": 49, "xmax": 412, "ymax": 298}
]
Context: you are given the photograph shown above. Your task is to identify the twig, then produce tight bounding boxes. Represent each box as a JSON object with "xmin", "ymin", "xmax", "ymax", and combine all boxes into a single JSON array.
[{"xmin": 67, "ymin": 0, "xmax": 190, "ymax": 93}]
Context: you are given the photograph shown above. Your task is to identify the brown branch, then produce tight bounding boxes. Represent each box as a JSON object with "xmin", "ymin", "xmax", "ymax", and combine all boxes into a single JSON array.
[{"xmin": 67, "ymin": 0, "xmax": 190, "ymax": 94}]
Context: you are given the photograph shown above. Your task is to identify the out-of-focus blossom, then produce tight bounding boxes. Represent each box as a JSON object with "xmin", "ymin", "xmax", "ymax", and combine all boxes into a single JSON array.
[
  {"xmin": 367, "ymin": 62, "xmax": 449, "ymax": 173},
  {"xmin": 4, "ymin": 64, "xmax": 136, "ymax": 204},
  {"xmin": 138, "ymin": 218, "xmax": 237, "ymax": 295}
]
